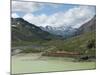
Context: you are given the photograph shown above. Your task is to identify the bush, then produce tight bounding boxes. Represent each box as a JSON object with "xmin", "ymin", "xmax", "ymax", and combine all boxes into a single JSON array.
[{"xmin": 87, "ymin": 39, "xmax": 95, "ymax": 49}]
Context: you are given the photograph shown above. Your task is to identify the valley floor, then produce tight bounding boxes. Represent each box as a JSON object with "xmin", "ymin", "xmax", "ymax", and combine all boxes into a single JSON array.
[{"xmin": 11, "ymin": 53, "xmax": 96, "ymax": 74}]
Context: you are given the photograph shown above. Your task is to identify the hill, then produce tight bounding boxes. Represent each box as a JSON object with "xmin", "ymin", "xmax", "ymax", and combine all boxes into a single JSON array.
[
  {"xmin": 43, "ymin": 31, "xmax": 95, "ymax": 57},
  {"xmin": 11, "ymin": 18, "xmax": 60, "ymax": 46},
  {"xmin": 76, "ymin": 15, "xmax": 96, "ymax": 35}
]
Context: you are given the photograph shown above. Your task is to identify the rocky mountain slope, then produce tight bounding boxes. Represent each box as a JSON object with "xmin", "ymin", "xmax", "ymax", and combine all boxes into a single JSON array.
[
  {"xmin": 76, "ymin": 16, "xmax": 96, "ymax": 35},
  {"xmin": 11, "ymin": 18, "xmax": 60, "ymax": 43}
]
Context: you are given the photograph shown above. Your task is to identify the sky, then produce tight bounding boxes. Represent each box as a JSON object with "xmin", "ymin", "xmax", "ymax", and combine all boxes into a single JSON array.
[{"xmin": 12, "ymin": 1, "xmax": 96, "ymax": 28}]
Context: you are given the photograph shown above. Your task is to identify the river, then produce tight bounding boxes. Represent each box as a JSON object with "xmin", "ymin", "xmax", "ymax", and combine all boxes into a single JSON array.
[{"xmin": 11, "ymin": 53, "xmax": 96, "ymax": 74}]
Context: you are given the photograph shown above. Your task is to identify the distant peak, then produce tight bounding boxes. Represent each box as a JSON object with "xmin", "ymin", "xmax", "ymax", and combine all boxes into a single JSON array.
[{"xmin": 12, "ymin": 17, "xmax": 24, "ymax": 20}]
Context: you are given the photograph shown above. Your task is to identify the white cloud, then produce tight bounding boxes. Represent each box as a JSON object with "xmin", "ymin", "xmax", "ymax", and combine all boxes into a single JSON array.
[
  {"xmin": 12, "ymin": 1, "xmax": 42, "ymax": 13},
  {"xmin": 12, "ymin": 1, "xmax": 63, "ymax": 14},
  {"xmin": 12, "ymin": 13, "xmax": 19, "ymax": 18},
  {"xmin": 23, "ymin": 13, "xmax": 48, "ymax": 26},
  {"xmin": 23, "ymin": 5, "xmax": 95, "ymax": 28}
]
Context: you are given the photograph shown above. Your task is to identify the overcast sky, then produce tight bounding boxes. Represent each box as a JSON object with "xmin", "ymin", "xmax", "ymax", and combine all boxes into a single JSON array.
[{"xmin": 12, "ymin": 1, "xmax": 96, "ymax": 28}]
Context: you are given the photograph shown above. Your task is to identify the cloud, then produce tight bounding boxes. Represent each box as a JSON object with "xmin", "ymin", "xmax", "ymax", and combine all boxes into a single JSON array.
[
  {"xmin": 12, "ymin": 13, "xmax": 19, "ymax": 18},
  {"xmin": 12, "ymin": 1, "xmax": 63, "ymax": 14},
  {"xmin": 23, "ymin": 5, "xmax": 95, "ymax": 28},
  {"xmin": 23, "ymin": 13, "xmax": 48, "ymax": 26},
  {"xmin": 12, "ymin": 1, "xmax": 42, "ymax": 13}
]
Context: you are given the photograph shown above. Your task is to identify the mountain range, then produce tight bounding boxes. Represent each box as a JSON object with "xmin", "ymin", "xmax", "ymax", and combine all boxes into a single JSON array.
[
  {"xmin": 39, "ymin": 15, "xmax": 96, "ymax": 37},
  {"xmin": 11, "ymin": 18, "xmax": 60, "ymax": 43},
  {"xmin": 11, "ymin": 15, "xmax": 96, "ymax": 58},
  {"xmin": 11, "ymin": 15, "xmax": 96, "ymax": 44},
  {"xmin": 40, "ymin": 25, "xmax": 77, "ymax": 38}
]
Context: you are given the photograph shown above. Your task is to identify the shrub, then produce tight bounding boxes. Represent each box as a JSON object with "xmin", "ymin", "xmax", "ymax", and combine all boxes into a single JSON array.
[{"xmin": 87, "ymin": 39, "xmax": 95, "ymax": 49}]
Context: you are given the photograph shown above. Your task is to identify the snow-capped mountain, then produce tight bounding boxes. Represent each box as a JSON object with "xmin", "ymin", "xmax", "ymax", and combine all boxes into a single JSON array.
[{"xmin": 40, "ymin": 25, "xmax": 77, "ymax": 37}]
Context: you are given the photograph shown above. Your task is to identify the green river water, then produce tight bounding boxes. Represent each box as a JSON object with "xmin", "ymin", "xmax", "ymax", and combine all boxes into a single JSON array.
[{"xmin": 11, "ymin": 53, "xmax": 96, "ymax": 74}]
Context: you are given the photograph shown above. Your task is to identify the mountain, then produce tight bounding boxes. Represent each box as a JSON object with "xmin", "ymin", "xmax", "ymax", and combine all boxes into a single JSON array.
[
  {"xmin": 11, "ymin": 18, "xmax": 60, "ymax": 43},
  {"xmin": 42, "ymin": 15, "xmax": 96, "ymax": 55},
  {"xmin": 44, "ymin": 31, "xmax": 96, "ymax": 57},
  {"xmin": 43, "ymin": 16, "xmax": 96, "ymax": 57},
  {"xmin": 39, "ymin": 15, "xmax": 96, "ymax": 39},
  {"xmin": 76, "ymin": 16, "xmax": 96, "ymax": 35},
  {"xmin": 40, "ymin": 25, "xmax": 77, "ymax": 38}
]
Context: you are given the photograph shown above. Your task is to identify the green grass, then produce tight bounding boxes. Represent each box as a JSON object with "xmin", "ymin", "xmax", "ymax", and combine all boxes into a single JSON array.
[
  {"xmin": 20, "ymin": 48, "xmax": 42, "ymax": 53},
  {"xmin": 42, "ymin": 31, "xmax": 96, "ymax": 57},
  {"xmin": 12, "ymin": 40, "xmax": 47, "ymax": 47},
  {"xmin": 12, "ymin": 31, "xmax": 96, "ymax": 57}
]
